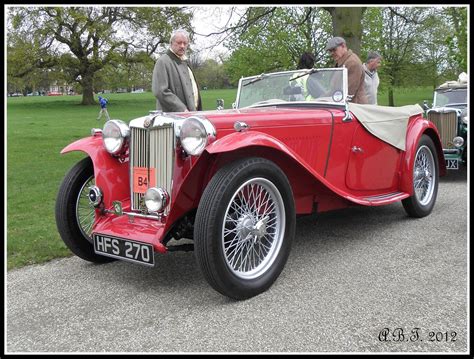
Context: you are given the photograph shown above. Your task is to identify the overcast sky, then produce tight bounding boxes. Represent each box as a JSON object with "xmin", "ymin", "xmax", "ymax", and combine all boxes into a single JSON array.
[{"xmin": 191, "ymin": 6, "xmax": 248, "ymax": 61}]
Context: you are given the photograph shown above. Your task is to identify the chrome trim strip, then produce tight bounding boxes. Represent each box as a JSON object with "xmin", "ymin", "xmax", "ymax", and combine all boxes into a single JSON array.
[
  {"xmin": 443, "ymin": 149, "xmax": 460, "ymax": 154},
  {"xmin": 103, "ymin": 209, "xmax": 163, "ymax": 221},
  {"xmin": 363, "ymin": 191, "xmax": 403, "ymax": 201},
  {"xmin": 124, "ymin": 211, "xmax": 162, "ymax": 220}
]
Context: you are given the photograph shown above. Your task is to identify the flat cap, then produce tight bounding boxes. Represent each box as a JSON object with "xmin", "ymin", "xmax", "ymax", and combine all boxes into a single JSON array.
[{"xmin": 326, "ymin": 36, "xmax": 346, "ymax": 51}]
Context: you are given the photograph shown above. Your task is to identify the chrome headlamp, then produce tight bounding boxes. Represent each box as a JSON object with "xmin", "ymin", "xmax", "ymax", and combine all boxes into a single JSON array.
[
  {"xmin": 179, "ymin": 116, "xmax": 216, "ymax": 156},
  {"xmin": 452, "ymin": 136, "xmax": 464, "ymax": 148},
  {"xmin": 102, "ymin": 120, "xmax": 130, "ymax": 155},
  {"xmin": 144, "ymin": 187, "xmax": 169, "ymax": 213}
]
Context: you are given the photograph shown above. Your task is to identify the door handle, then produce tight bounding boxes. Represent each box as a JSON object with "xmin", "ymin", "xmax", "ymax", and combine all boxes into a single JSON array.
[{"xmin": 351, "ymin": 146, "xmax": 364, "ymax": 153}]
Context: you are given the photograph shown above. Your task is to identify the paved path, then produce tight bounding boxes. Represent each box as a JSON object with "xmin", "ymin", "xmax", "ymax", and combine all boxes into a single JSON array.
[{"xmin": 6, "ymin": 168, "xmax": 468, "ymax": 353}]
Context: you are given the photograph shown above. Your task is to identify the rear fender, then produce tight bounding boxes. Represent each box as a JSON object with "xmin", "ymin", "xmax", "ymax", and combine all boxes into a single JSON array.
[
  {"xmin": 61, "ymin": 136, "xmax": 130, "ymax": 208},
  {"xmin": 401, "ymin": 118, "xmax": 446, "ymax": 194}
]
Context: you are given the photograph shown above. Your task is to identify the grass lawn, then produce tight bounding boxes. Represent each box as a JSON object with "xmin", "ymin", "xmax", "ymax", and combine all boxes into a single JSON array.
[{"xmin": 6, "ymin": 87, "xmax": 432, "ymax": 270}]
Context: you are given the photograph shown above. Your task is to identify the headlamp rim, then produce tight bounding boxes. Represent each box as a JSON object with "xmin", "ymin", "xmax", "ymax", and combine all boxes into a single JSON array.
[
  {"xmin": 178, "ymin": 116, "xmax": 216, "ymax": 156},
  {"xmin": 102, "ymin": 119, "xmax": 130, "ymax": 155}
]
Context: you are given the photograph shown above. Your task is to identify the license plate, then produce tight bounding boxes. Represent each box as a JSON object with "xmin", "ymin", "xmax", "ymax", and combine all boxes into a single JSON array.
[
  {"xmin": 93, "ymin": 234, "xmax": 154, "ymax": 266},
  {"xmin": 446, "ymin": 159, "xmax": 459, "ymax": 170}
]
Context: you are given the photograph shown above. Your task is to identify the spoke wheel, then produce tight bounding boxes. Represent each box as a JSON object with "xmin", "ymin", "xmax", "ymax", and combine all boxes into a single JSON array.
[
  {"xmin": 402, "ymin": 135, "xmax": 439, "ymax": 218},
  {"xmin": 55, "ymin": 157, "xmax": 115, "ymax": 263},
  {"xmin": 222, "ymin": 178, "xmax": 285, "ymax": 280},
  {"xmin": 76, "ymin": 175, "xmax": 95, "ymax": 241},
  {"xmin": 413, "ymin": 145, "xmax": 435, "ymax": 206},
  {"xmin": 194, "ymin": 158, "xmax": 295, "ymax": 300}
]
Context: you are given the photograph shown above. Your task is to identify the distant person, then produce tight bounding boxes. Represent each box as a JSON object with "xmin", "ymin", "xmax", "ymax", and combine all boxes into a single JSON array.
[
  {"xmin": 97, "ymin": 96, "xmax": 110, "ymax": 121},
  {"xmin": 152, "ymin": 29, "xmax": 202, "ymax": 112},
  {"xmin": 297, "ymin": 52, "xmax": 315, "ymax": 70},
  {"xmin": 326, "ymin": 36, "xmax": 368, "ymax": 104},
  {"xmin": 363, "ymin": 51, "xmax": 382, "ymax": 105},
  {"xmin": 292, "ymin": 52, "xmax": 316, "ymax": 101}
]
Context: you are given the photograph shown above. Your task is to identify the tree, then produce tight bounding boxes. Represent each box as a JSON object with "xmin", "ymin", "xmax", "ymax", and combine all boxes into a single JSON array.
[
  {"xmin": 379, "ymin": 7, "xmax": 436, "ymax": 106},
  {"xmin": 323, "ymin": 7, "xmax": 366, "ymax": 56},
  {"xmin": 223, "ymin": 7, "xmax": 332, "ymax": 83},
  {"xmin": 7, "ymin": 6, "xmax": 193, "ymax": 104},
  {"xmin": 444, "ymin": 7, "xmax": 467, "ymax": 73},
  {"xmin": 206, "ymin": 6, "xmax": 373, "ymax": 82},
  {"xmin": 417, "ymin": 8, "xmax": 452, "ymax": 89},
  {"xmin": 194, "ymin": 59, "xmax": 230, "ymax": 89}
]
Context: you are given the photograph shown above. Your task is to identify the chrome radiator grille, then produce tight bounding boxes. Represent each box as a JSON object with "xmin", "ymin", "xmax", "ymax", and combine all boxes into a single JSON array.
[
  {"xmin": 427, "ymin": 111, "xmax": 458, "ymax": 148},
  {"xmin": 130, "ymin": 125, "xmax": 175, "ymax": 213}
]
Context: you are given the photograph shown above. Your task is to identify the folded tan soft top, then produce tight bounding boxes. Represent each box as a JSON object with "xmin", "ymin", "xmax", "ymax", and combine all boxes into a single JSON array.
[{"xmin": 348, "ymin": 103, "xmax": 424, "ymax": 151}]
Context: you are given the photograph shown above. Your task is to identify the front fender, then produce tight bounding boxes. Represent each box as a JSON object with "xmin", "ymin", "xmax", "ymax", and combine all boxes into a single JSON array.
[
  {"xmin": 61, "ymin": 136, "xmax": 130, "ymax": 208},
  {"xmin": 401, "ymin": 118, "xmax": 446, "ymax": 194}
]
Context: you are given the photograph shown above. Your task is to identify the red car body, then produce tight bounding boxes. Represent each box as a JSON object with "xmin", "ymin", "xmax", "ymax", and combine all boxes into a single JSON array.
[
  {"xmin": 57, "ymin": 68, "xmax": 445, "ymax": 299},
  {"xmin": 62, "ymin": 106, "xmax": 445, "ymax": 253}
]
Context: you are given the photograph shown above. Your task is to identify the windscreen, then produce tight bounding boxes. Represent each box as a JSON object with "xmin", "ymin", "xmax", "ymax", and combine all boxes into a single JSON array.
[{"xmin": 237, "ymin": 68, "xmax": 346, "ymax": 108}]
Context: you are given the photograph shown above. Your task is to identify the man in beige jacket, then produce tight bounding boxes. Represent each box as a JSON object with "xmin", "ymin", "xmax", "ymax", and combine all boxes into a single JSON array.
[{"xmin": 326, "ymin": 37, "xmax": 368, "ymax": 104}]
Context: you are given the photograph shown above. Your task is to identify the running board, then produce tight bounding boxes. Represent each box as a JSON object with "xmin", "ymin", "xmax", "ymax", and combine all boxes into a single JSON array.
[{"xmin": 347, "ymin": 191, "xmax": 410, "ymax": 206}]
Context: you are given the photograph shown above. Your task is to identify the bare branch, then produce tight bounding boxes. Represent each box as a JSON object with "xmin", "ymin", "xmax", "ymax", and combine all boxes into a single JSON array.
[{"xmin": 388, "ymin": 7, "xmax": 423, "ymax": 25}]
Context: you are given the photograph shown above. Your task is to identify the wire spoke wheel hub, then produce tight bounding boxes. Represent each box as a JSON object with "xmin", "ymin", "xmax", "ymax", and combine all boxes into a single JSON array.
[
  {"xmin": 222, "ymin": 178, "xmax": 285, "ymax": 280},
  {"xmin": 413, "ymin": 145, "xmax": 435, "ymax": 206}
]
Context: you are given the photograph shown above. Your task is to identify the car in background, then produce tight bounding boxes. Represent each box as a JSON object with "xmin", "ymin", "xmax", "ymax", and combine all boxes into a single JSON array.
[
  {"xmin": 131, "ymin": 88, "xmax": 144, "ymax": 93},
  {"xmin": 47, "ymin": 91, "xmax": 63, "ymax": 96},
  {"xmin": 424, "ymin": 72, "xmax": 468, "ymax": 169},
  {"xmin": 10, "ymin": 92, "xmax": 24, "ymax": 97},
  {"xmin": 56, "ymin": 67, "xmax": 445, "ymax": 300}
]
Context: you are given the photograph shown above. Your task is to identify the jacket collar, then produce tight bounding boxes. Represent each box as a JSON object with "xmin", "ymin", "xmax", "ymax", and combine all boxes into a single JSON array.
[
  {"xmin": 363, "ymin": 63, "xmax": 376, "ymax": 77},
  {"xmin": 167, "ymin": 49, "xmax": 187, "ymax": 63},
  {"xmin": 336, "ymin": 49, "xmax": 353, "ymax": 67}
]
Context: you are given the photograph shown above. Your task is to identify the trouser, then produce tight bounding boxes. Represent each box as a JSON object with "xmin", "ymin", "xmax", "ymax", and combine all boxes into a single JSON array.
[{"xmin": 97, "ymin": 108, "xmax": 110, "ymax": 121}]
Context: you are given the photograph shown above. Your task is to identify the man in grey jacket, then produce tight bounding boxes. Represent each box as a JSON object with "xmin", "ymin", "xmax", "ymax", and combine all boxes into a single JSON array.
[{"xmin": 152, "ymin": 29, "xmax": 202, "ymax": 112}]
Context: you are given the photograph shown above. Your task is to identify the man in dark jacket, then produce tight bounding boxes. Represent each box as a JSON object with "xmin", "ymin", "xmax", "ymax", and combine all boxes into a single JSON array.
[
  {"xmin": 326, "ymin": 36, "xmax": 368, "ymax": 104},
  {"xmin": 152, "ymin": 29, "xmax": 202, "ymax": 112}
]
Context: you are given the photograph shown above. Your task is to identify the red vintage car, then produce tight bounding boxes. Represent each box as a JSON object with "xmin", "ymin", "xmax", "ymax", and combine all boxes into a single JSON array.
[{"xmin": 56, "ymin": 68, "xmax": 446, "ymax": 300}]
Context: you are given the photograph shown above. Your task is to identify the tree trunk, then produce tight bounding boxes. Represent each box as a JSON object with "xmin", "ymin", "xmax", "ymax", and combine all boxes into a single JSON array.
[
  {"xmin": 81, "ymin": 73, "xmax": 96, "ymax": 105},
  {"xmin": 388, "ymin": 87, "xmax": 395, "ymax": 107},
  {"xmin": 324, "ymin": 7, "xmax": 366, "ymax": 56}
]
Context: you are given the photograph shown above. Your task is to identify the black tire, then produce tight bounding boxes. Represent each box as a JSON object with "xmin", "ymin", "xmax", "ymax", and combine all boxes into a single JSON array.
[
  {"xmin": 402, "ymin": 135, "xmax": 439, "ymax": 218},
  {"xmin": 194, "ymin": 157, "xmax": 295, "ymax": 300},
  {"xmin": 55, "ymin": 157, "xmax": 115, "ymax": 263}
]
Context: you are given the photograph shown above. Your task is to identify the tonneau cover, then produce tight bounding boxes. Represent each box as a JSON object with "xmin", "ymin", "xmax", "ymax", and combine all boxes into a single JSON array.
[{"xmin": 348, "ymin": 103, "xmax": 424, "ymax": 151}]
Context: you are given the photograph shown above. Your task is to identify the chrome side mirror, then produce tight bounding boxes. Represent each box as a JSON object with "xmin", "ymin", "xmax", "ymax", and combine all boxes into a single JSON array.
[{"xmin": 216, "ymin": 99, "xmax": 224, "ymax": 110}]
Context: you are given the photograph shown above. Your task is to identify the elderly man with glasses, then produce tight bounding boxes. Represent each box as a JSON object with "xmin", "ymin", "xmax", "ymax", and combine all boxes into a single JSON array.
[{"xmin": 152, "ymin": 29, "xmax": 202, "ymax": 112}]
